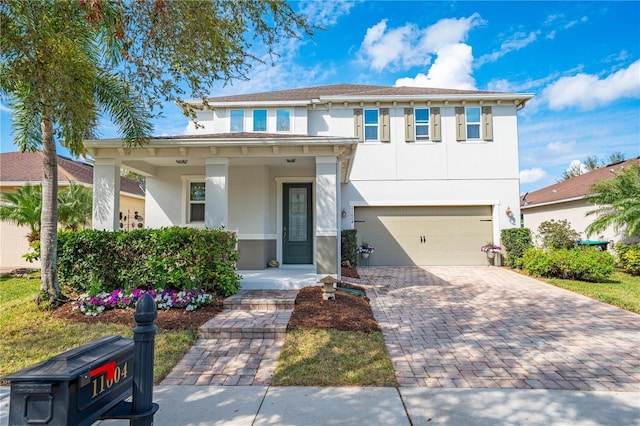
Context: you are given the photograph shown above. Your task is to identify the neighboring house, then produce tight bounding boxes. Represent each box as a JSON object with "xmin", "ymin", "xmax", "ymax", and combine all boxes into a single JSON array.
[
  {"xmin": 0, "ymin": 151, "xmax": 145, "ymax": 268},
  {"xmin": 521, "ymin": 157, "xmax": 640, "ymax": 246},
  {"xmin": 84, "ymin": 84, "xmax": 533, "ymax": 276}
]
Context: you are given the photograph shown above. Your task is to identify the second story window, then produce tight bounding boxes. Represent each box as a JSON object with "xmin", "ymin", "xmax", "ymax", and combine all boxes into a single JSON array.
[
  {"xmin": 230, "ymin": 110, "xmax": 244, "ymax": 132},
  {"xmin": 466, "ymin": 107, "xmax": 481, "ymax": 139},
  {"xmin": 364, "ymin": 109, "xmax": 379, "ymax": 141},
  {"xmin": 276, "ymin": 109, "xmax": 291, "ymax": 132},
  {"xmin": 253, "ymin": 109, "xmax": 267, "ymax": 132},
  {"xmin": 415, "ymin": 108, "xmax": 429, "ymax": 141}
]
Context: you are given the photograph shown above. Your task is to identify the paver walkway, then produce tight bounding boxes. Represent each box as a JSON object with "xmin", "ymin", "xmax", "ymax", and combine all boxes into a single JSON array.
[
  {"xmin": 359, "ymin": 266, "xmax": 640, "ymax": 391},
  {"xmin": 161, "ymin": 290, "xmax": 297, "ymax": 386}
]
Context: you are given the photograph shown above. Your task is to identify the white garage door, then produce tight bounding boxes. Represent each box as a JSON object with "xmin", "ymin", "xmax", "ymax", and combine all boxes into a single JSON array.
[{"xmin": 354, "ymin": 206, "xmax": 493, "ymax": 266}]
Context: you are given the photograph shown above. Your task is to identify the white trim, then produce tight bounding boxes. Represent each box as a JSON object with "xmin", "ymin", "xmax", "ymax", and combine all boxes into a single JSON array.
[
  {"xmin": 317, "ymin": 229, "xmax": 338, "ymax": 236},
  {"xmin": 237, "ymin": 233, "xmax": 278, "ymax": 240},
  {"xmin": 182, "ymin": 100, "xmax": 311, "ymax": 108},
  {"xmin": 275, "ymin": 176, "xmax": 316, "ymax": 267},
  {"xmin": 349, "ymin": 199, "xmax": 499, "ymax": 207},
  {"xmin": 521, "ymin": 195, "xmax": 587, "ymax": 209},
  {"xmin": 315, "ymin": 156, "xmax": 338, "ymax": 164},
  {"xmin": 181, "ymin": 175, "xmax": 205, "ymax": 225},
  {"xmin": 205, "ymin": 158, "xmax": 229, "ymax": 166}
]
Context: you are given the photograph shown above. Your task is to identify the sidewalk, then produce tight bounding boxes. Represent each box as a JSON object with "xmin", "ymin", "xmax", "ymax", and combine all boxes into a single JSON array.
[{"xmin": 3, "ymin": 385, "xmax": 639, "ymax": 425}]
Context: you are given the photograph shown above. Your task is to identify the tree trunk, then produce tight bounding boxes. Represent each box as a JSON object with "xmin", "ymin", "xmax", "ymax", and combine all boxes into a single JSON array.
[{"xmin": 40, "ymin": 116, "xmax": 61, "ymax": 302}]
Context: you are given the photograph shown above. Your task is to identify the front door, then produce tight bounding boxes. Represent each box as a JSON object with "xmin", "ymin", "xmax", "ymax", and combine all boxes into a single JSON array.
[{"xmin": 283, "ymin": 183, "xmax": 313, "ymax": 264}]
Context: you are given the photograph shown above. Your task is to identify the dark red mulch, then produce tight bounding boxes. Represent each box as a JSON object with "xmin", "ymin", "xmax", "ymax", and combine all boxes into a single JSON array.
[
  {"xmin": 287, "ymin": 283, "xmax": 379, "ymax": 333},
  {"xmin": 50, "ymin": 300, "xmax": 223, "ymax": 331},
  {"xmin": 341, "ymin": 265, "xmax": 360, "ymax": 279}
]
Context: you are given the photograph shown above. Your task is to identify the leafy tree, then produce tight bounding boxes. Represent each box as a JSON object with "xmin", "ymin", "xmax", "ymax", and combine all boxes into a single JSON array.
[
  {"xmin": 58, "ymin": 182, "xmax": 92, "ymax": 231},
  {"xmin": 586, "ymin": 163, "xmax": 640, "ymax": 239},
  {"xmin": 1, "ymin": 1, "xmax": 311, "ymax": 303},
  {"xmin": 537, "ymin": 219, "xmax": 580, "ymax": 250},
  {"xmin": 0, "ymin": 184, "xmax": 42, "ymax": 242},
  {"xmin": 558, "ymin": 152, "xmax": 627, "ymax": 182}
]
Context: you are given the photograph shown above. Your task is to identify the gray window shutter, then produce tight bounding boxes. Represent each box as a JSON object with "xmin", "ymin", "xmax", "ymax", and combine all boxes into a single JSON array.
[
  {"xmin": 380, "ymin": 108, "xmax": 390, "ymax": 142},
  {"xmin": 482, "ymin": 106, "xmax": 493, "ymax": 141},
  {"xmin": 430, "ymin": 107, "xmax": 441, "ymax": 142},
  {"xmin": 354, "ymin": 108, "xmax": 363, "ymax": 142},
  {"xmin": 455, "ymin": 107, "xmax": 466, "ymax": 141},
  {"xmin": 404, "ymin": 108, "xmax": 414, "ymax": 142}
]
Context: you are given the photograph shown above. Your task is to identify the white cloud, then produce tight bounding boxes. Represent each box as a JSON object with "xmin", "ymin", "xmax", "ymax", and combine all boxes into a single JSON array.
[
  {"xmin": 545, "ymin": 140, "xmax": 576, "ymax": 155},
  {"xmin": 520, "ymin": 168, "xmax": 547, "ymax": 184},
  {"xmin": 544, "ymin": 59, "xmax": 640, "ymax": 110},
  {"xmin": 380, "ymin": 13, "xmax": 482, "ymax": 90},
  {"xmin": 566, "ymin": 159, "xmax": 589, "ymax": 174},
  {"xmin": 299, "ymin": 0, "xmax": 357, "ymax": 27},
  {"xmin": 476, "ymin": 31, "xmax": 539, "ymax": 67},
  {"xmin": 357, "ymin": 20, "xmax": 426, "ymax": 71},
  {"xmin": 544, "ymin": 14, "xmax": 588, "ymax": 39}
]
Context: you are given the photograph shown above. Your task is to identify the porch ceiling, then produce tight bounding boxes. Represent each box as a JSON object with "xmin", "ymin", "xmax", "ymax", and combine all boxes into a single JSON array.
[{"xmin": 84, "ymin": 135, "xmax": 358, "ymax": 183}]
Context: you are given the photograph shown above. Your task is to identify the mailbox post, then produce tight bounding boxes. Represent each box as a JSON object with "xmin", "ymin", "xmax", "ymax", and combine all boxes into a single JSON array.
[{"xmin": 7, "ymin": 293, "xmax": 159, "ymax": 426}]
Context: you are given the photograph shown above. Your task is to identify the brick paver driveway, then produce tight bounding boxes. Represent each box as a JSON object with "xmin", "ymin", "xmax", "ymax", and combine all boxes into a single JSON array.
[{"xmin": 359, "ymin": 266, "xmax": 640, "ymax": 391}]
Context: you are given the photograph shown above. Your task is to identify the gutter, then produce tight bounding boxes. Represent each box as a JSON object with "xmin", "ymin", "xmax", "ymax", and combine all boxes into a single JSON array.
[{"xmin": 521, "ymin": 195, "xmax": 587, "ymax": 209}]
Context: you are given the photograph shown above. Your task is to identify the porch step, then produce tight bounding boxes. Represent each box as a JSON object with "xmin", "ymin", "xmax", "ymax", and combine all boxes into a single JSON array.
[
  {"xmin": 197, "ymin": 290, "xmax": 298, "ymax": 340},
  {"xmin": 223, "ymin": 290, "xmax": 298, "ymax": 311}
]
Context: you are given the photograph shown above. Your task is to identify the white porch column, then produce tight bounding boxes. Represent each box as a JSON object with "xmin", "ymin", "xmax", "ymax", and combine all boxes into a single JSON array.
[
  {"xmin": 315, "ymin": 156, "xmax": 339, "ymax": 275},
  {"xmin": 205, "ymin": 158, "xmax": 228, "ymax": 228},
  {"xmin": 92, "ymin": 159, "xmax": 121, "ymax": 230}
]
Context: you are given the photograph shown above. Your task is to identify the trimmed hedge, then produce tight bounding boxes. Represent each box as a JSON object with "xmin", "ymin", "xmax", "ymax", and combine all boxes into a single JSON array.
[
  {"xmin": 341, "ymin": 229, "xmax": 358, "ymax": 266},
  {"xmin": 501, "ymin": 228, "xmax": 532, "ymax": 268},
  {"xmin": 57, "ymin": 227, "xmax": 240, "ymax": 297},
  {"xmin": 523, "ymin": 247, "xmax": 615, "ymax": 282},
  {"xmin": 616, "ymin": 243, "xmax": 640, "ymax": 276}
]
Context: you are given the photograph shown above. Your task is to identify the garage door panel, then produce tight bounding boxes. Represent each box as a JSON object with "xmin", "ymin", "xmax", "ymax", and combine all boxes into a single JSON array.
[{"xmin": 355, "ymin": 206, "xmax": 492, "ymax": 266}]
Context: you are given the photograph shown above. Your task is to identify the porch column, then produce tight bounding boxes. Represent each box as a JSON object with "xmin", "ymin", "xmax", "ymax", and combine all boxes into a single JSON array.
[
  {"xmin": 315, "ymin": 156, "xmax": 339, "ymax": 275},
  {"xmin": 205, "ymin": 158, "xmax": 228, "ymax": 228},
  {"xmin": 92, "ymin": 159, "xmax": 121, "ymax": 230}
]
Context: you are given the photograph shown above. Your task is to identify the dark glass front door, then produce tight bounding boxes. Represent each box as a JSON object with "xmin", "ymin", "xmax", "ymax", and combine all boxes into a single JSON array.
[{"xmin": 283, "ymin": 183, "xmax": 313, "ymax": 264}]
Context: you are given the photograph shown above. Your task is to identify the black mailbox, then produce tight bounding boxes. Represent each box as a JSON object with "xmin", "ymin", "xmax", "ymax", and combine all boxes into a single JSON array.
[{"xmin": 6, "ymin": 335, "xmax": 134, "ymax": 426}]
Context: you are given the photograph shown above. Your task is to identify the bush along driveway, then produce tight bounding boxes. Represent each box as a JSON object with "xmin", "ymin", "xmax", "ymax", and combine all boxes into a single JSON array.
[{"xmin": 360, "ymin": 266, "xmax": 640, "ymax": 391}]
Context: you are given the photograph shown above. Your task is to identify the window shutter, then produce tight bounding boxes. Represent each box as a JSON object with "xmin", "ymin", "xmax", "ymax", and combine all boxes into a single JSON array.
[
  {"xmin": 404, "ymin": 108, "xmax": 414, "ymax": 142},
  {"xmin": 380, "ymin": 108, "xmax": 390, "ymax": 142},
  {"xmin": 430, "ymin": 107, "xmax": 441, "ymax": 142},
  {"xmin": 354, "ymin": 109, "xmax": 363, "ymax": 142},
  {"xmin": 482, "ymin": 106, "xmax": 493, "ymax": 141},
  {"xmin": 455, "ymin": 107, "xmax": 466, "ymax": 141}
]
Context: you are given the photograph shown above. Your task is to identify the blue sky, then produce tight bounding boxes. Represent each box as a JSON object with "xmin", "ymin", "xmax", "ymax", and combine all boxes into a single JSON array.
[{"xmin": 1, "ymin": 1, "xmax": 638, "ymax": 194}]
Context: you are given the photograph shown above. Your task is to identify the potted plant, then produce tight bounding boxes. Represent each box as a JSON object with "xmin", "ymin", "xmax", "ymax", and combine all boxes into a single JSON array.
[
  {"xmin": 358, "ymin": 242, "xmax": 375, "ymax": 259},
  {"xmin": 480, "ymin": 243, "xmax": 501, "ymax": 260}
]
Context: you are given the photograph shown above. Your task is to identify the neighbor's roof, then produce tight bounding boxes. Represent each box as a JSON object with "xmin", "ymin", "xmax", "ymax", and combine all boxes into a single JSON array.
[
  {"xmin": 192, "ymin": 83, "xmax": 533, "ymax": 105},
  {"xmin": 521, "ymin": 157, "xmax": 640, "ymax": 208},
  {"xmin": 0, "ymin": 151, "xmax": 144, "ymax": 196}
]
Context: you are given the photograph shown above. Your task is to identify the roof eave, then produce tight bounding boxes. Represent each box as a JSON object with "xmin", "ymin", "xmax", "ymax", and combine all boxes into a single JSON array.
[{"xmin": 521, "ymin": 195, "xmax": 588, "ymax": 209}]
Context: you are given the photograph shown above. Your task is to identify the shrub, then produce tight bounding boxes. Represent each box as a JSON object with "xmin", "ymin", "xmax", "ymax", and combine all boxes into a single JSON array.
[
  {"xmin": 537, "ymin": 219, "xmax": 580, "ymax": 250},
  {"xmin": 341, "ymin": 229, "xmax": 358, "ymax": 266},
  {"xmin": 523, "ymin": 247, "xmax": 615, "ymax": 282},
  {"xmin": 57, "ymin": 227, "xmax": 240, "ymax": 297},
  {"xmin": 501, "ymin": 228, "xmax": 532, "ymax": 268},
  {"xmin": 616, "ymin": 243, "xmax": 640, "ymax": 276}
]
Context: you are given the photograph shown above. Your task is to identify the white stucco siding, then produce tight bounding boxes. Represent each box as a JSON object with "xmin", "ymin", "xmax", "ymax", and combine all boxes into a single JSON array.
[
  {"xmin": 228, "ymin": 166, "xmax": 271, "ymax": 236},
  {"xmin": 522, "ymin": 200, "xmax": 622, "ymax": 245},
  {"xmin": 145, "ymin": 166, "xmax": 198, "ymax": 228}
]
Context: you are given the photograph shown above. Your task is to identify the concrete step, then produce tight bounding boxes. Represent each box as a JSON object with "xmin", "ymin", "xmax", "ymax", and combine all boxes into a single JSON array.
[
  {"xmin": 198, "ymin": 309, "xmax": 293, "ymax": 339},
  {"xmin": 222, "ymin": 290, "xmax": 298, "ymax": 311}
]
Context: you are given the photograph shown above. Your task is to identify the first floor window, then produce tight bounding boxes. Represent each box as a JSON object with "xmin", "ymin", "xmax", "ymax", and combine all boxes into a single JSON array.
[
  {"xmin": 466, "ymin": 107, "xmax": 481, "ymax": 139},
  {"xmin": 230, "ymin": 110, "xmax": 244, "ymax": 132},
  {"xmin": 364, "ymin": 109, "xmax": 379, "ymax": 141},
  {"xmin": 415, "ymin": 108, "xmax": 429, "ymax": 140},
  {"xmin": 189, "ymin": 182, "xmax": 205, "ymax": 222},
  {"xmin": 253, "ymin": 109, "xmax": 267, "ymax": 132},
  {"xmin": 276, "ymin": 109, "xmax": 291, "ymax": 132}
]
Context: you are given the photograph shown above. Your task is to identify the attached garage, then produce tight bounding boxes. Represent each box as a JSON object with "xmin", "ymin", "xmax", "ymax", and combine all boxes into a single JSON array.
[{"xmin": 354, "ymin": 206, "xmax": 493, "ymax": 266}]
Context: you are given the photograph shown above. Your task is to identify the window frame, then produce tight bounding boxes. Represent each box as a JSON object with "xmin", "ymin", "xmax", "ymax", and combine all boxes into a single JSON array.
[
  {"xmin": 188, "ymin": 181, "xmax": 206, "ymax": 223},
  {"xmin": 465, "ymin": 107, "xmax": 481, "ymax": 140},
  {"xmin": 276, "ymin": 109, "xmax": 291, "ymax": 132},
  {"xmin": 414, "ymin": 107, "xmax": 430, "ymax": 141},
  {"xmin": 253, "ymin": 109, "xmax": 267, "ymax": 132},
  {"xmin": 230, "ymin": 109, "xmax": 244, "ymax": 132},
  {"xmin": 363, "ymin": 109, "xmax": 379, "ymax": 141}
]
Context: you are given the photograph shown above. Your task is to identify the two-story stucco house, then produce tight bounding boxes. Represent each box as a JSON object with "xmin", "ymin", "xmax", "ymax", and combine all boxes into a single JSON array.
[{"xmin": 84, "ymin": 84, "xmax": 532, "ymax": 282}]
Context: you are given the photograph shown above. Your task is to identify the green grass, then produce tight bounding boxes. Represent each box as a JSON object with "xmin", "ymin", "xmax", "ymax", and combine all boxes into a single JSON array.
[
  {"xmin": 272, "ymin": 329, "xmax": 397, "ymax": 387},
  {"xmin": 542, "ymin": 271, "xmax": 640, "ymax": 314},
  {"xmin": 0, "ymin": 275, "xmax": 195, "ymax": 384}
]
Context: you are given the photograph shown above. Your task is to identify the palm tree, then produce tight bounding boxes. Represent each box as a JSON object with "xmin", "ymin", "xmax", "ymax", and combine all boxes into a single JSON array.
[
  {"xmin": 0, "ymin": 184, "xmax": 42, "ymax": 242},
  {"xmin": 1, "ymin": 2, "xmax": 151, "ymax": 303},
  {"xmin": 586, "ymin": 163, "xmax": 640, "ymax": 239},
  {"xmin": 58, "ymin": 181, "xmax": 92, "ymax": 231}
]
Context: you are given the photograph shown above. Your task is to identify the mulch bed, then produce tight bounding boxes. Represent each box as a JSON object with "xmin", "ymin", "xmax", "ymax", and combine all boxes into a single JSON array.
[{"xmin": 51, "ymin": 300, "xmax": 223, "ymax": 331}]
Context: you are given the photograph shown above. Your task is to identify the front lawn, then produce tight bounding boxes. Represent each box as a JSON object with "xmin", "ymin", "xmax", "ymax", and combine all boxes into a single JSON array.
[
  {"xmin": 542, "ymin": 271, "xmax": 640, "ymax": 314},
  {"xmin": 0, "ymin": 275, "xmax": 196, "ymax": 384}
]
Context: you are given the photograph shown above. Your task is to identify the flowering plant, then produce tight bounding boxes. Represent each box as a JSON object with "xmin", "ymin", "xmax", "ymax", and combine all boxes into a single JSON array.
[
  {"xmin": 74, "ymin": 288, "xmax": 215, "ymax": 316},
  {"xmin": 480, "ymin": 243, "xmax": 502, "ymax": 254},
  {"xmin": 358, "ymin": 242, "xmax": 375, "ymax": 254}
]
